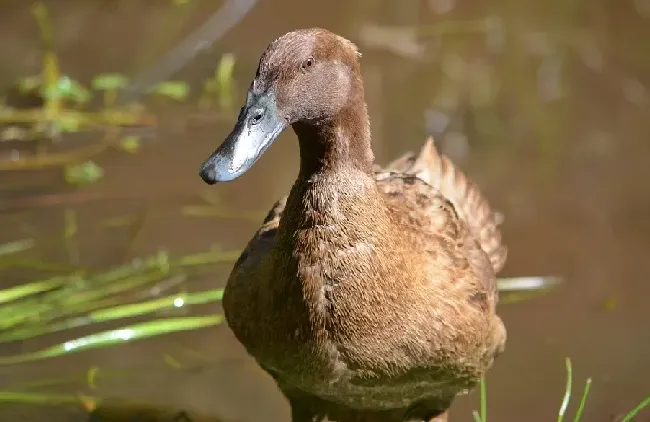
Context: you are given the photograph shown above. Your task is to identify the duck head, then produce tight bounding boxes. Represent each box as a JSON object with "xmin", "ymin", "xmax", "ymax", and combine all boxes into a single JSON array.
[{"xmin": 199, "ymin": 28, "xmax": 369, "ymax": 184}]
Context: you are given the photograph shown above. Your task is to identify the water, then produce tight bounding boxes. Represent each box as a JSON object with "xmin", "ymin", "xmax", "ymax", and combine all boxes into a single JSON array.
[{"xmin": 1, "ymin": 1, "xmax": 649, "ymax": 421}]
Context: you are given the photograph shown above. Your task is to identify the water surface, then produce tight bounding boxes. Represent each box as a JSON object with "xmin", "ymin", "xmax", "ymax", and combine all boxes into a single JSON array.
[{"xmin": 1, "ymin": 1, "xmax": 649, "ymax": 421}]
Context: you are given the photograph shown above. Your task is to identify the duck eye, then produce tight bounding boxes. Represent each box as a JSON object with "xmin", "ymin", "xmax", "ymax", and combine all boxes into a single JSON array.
[{"xmin": 300, "ymin": 57, "xmax": 315, "ymax": 72}]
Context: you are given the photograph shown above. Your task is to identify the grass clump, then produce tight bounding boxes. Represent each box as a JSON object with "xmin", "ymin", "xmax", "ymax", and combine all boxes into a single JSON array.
[{"xmin": 472, "ymin": 358, "xmax": 649, "ymax": 422}]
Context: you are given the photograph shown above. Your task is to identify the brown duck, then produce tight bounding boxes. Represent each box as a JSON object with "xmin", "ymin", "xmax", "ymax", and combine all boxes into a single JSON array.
[{"xmin": 199, "ymin": 28, "xmax": 507, "ymax": 422}]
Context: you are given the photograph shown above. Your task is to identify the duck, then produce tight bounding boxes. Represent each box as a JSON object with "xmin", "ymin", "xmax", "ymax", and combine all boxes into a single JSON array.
[{"xmin": 199, "ymin": 28, "xmax": 507, "ymax": 422}]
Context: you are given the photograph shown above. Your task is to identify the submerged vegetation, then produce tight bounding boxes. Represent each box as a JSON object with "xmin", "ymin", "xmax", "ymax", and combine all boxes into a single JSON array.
[
  {"xmin": 0, "ymin": 1, "xmax": 247, "ymax": 418},
  {"xmin": 0, "ymin": 2, "xmax": 236, "ymax": 184}
]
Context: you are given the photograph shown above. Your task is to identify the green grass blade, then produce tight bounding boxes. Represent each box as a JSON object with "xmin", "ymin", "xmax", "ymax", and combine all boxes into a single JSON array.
[
  {"xmin": 91, "ymin": 73, "xmax": 130, "ymax": 90},
  {"xmin": 174, "ymin": 248, "xmax": 242, "ymax": 266},
  {"xmin": 181, "ymin": 205, "xmax": 267, "ymax": 222},
  {"xmin": 620, "ymin": 396, "xmax": 650, "ymax": 422},
  {"xmin": 0, "ymin": 271, "xmax": 170, "ymax": 332},
  {"xmin": 89, "ymin": 289, "xmax": 224, "ymax": 321},
  {"xmin": 0, "ymin": 302, "xmax": 51, "ymax": 330},
  {"xmin": 480, "ymin": 376, "xmax": 487, "ymax": 422},
  {"xmin": 0, "ymin": 288, "xmax": 225, "ymax": 343},
  {"xmin": 558, "ymin": 357, "xmax": 573, "ymax": 422},
  {"xmin": 0, "ymin": 259, "xmax": 75, "ymax": 272},
  {"xmin": 0, "ymin": 239, "xmax": 35, "ymax": 257},
  {"xmin": 573, "ymin": 378, "xmax": 592, "ymax": 422},
  {"xmin": 472, "ymin": 376, "xmax": 487, "ymax": 422},
  {"xmin": 88, "ymin": 251, "xmax": 170, "ymax": 285},
  {"xmin": 0, "ymin": 249, "xmax": 230, "ymax": 336},
  {"xmin": 472, "ymin": 410, "xmax": 484, "ymax": 422},
  {"xmin": 496, "ymin": 276, "xmax": 563, "ymax": 292},
  {"xmin": 58, "ymin": 270, "xmax": 167, "ymax": 309},
  {"xmin": 0, "ymin": 391, "xmax": 85, "ymax": 405},
  {"xmin": 497, "ymin": 276, "xmax": 563, "ymax": 304},
  {"xmin": 0, "ymin": 315, "xmax": 223, "ymax": 365},
  {"xmin": 0, "ymin": 289, "xmax": 223, "ymax": 343},
  {"xmin": 0, "ymin": 276, "xmax": 70, "ymax": 304}
]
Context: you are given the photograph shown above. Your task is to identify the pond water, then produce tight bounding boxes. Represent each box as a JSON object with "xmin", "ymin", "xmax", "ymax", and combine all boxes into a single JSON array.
[{"xmin": 0, "ymin": 1, "xmax": 649, "ymax": 421}]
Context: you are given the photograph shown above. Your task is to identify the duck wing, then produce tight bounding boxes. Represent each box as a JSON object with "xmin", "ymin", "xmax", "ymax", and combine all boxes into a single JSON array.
[
  {"xmin": 230, "ymin": 196, "xmax": 286, "ymax": 275},
  {"xmin": 380, "ymin": 137, "xmax": 507, "ymax": 274}
]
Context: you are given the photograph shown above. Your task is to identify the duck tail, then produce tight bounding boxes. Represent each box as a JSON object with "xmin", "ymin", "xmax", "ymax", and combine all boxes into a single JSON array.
[{"xmin": 385, "ymin": 137, "xmax": 507, "ymax": 274}]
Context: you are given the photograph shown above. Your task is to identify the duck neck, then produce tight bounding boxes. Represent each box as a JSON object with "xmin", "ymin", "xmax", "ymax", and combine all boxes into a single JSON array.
[
  {"xmin": 292, "ymin": 102, "xmax": 374, "ymax": 179},
  {"xmin": 278, "ymin": 100, "xmax": 387, "ymax": 250},
  {"xmin": 274, "ymin": 102, "xmax": 390, "ymax": 332},
  {"xmin": 282, "ymin": 98, "xmax": 380, "ymax": 232}
]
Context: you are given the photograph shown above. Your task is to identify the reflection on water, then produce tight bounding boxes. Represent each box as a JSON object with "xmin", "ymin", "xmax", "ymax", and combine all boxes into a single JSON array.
[{"xmin": 1, "ymin": 1, "xmax": 649, "ymax": 421}]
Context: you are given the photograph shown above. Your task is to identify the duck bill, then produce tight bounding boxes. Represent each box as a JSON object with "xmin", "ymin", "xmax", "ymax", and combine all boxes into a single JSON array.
[{"xmin": 199, "ymin": 90, "xmax": 286, "ymax": 184}]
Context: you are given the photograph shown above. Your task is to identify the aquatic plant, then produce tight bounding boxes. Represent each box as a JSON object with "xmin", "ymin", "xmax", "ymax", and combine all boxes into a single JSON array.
[{"xmin": 0, "ymin": 2, "xmax": 236, "ymax": 186}]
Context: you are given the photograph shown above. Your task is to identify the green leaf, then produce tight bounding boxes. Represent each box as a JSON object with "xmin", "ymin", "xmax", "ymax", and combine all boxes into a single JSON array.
[
  {"xmin": 57, "ymin": 75, "xmax": 90, "ymax": 102},
  {"xmin": 217, "ymin": 53, "xmax": 236, "ymax": 110},
  {"xmin": 63, "ymin": 161, "xmax": 104, "ymax": 186},
  {"xmin": 17, "ymin": 76, "xmax": 42, "ymax": 93},
  {"xmin": 91, "ymin": 73, "xmax": 130, "ymax": 91},
  {"xmin": 216, "ymin": 53, "xmax": 236, "ymax": 92},
  {"xmin": 118, "ymin": 135, "xmax": 141, "ymax": 154},
  {"xmin": 42, "ymin": 82, "xmax": 61, "ymax": 101},
  {"xmin": 41, "ymin": 76, "xmax": 89, "ymax": 102},
  {"xmin": 62, "ymin": 77, "xmax": 92, "ymax": 103},
  {"xmin": 149, "ymin": 81, "xmax": 190, "ymax": 101},
  {"xmin": 57, "ymin": 112, "xmax": 82, "ymax": 132}
]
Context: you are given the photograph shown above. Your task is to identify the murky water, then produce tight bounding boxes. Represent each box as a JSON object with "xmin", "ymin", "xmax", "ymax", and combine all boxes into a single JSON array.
[{"xmin": 1, "ymin": 1, "xmax": 649, "ymax": 421}]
